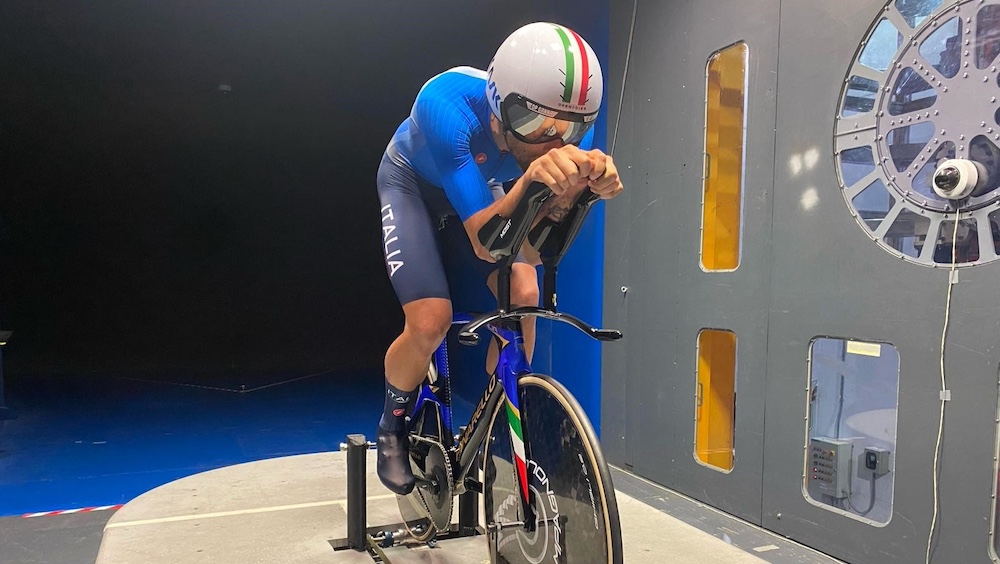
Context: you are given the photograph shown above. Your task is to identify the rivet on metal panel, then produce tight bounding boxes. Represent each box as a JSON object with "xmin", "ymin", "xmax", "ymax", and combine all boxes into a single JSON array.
[
  {"xmin": 963, "ymin": 72, "xmax": 969, "ymax": 78},
  {"xmin": 943, "ymin": 87, "xmax": 949, "ymax": 92}
]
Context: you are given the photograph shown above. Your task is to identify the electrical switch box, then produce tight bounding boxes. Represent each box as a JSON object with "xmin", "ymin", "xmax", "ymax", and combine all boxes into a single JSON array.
[
  {"xmin": 809, "ymin": 437, "xmax": 853, "ymax": 499},
  {"xmin": 864, "ymin": 447, "xmax": 892, "ymax": 476}
]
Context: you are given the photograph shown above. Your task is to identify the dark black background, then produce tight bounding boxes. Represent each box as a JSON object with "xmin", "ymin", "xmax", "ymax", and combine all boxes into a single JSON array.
[{"xmin": 0, "ymin": 1, "xmax": 606, "ymax": 378}]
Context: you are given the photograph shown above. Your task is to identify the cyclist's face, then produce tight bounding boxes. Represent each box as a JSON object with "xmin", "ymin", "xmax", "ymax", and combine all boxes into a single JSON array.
[{"xmin": 507, "ymin": 134, "xmax": 566, "ymax": 170}]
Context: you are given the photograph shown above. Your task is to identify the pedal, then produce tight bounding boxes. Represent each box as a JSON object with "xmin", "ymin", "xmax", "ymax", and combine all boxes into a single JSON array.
[
  {"xmin": 427, "ymin": 537, "xmax": 438, "ymax": 549},
  {"xmin": 379, "ymin": 531, "xmax": 395, "ymax": 549}
]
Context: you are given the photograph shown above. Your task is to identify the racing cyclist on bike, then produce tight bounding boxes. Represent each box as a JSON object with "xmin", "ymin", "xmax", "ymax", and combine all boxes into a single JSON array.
[{"xmin": 375, "ymin": 22, "xmax": 624, "ymax": 495}]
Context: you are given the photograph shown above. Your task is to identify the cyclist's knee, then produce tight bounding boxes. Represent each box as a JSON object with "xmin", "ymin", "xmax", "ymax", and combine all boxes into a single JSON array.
[
  {"xmin": 510, "ymin": 269, "xmax": 540, "ymax": 308},
  {"xmin": 402, "ymin": 298, "xmax": 452, "ymax": 350}
]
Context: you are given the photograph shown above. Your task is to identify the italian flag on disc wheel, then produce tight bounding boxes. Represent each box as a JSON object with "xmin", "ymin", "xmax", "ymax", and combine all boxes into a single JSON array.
[
  {"xmin": 553, "ymin": 25, "xmax": 591, "ymax": 107},
  {"xmin": 506, "ymin": 396, "xmax": 531, "ymax": 504}
]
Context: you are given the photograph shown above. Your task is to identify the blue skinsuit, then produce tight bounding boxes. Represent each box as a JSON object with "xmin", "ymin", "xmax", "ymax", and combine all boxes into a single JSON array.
[{"xmin": 376, "ymin": 66, "xmax": 594, "ymax": 305}]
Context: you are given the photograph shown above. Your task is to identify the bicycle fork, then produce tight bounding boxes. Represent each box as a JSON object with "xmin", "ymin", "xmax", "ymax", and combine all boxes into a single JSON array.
[
  {"xmin": 487, "ymin": 514, "xmax": 569, "ymax": 562},
  {"xmin": 490, "ymin": 324, "xmax": 538, "ymax": 535}
]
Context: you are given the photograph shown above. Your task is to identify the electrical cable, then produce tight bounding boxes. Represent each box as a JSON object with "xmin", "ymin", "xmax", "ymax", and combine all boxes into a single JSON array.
[
  {"xmin": 610, "ymin": 0, "xmax": 638, "ymax": 158},
  {"xmin": 835, "ymin": 374, "xmax": 845, "ymax": 440},
  {"xmin": 925, "ymin": 211, "xmax": 961, "ymax": 564},
  {"xmin": 845, "ymin": 458, "xmax": 878, "ymax": 517}
]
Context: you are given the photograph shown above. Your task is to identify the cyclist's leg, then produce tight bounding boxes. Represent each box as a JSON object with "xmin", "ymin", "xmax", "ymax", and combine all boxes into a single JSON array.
[
  {"xmin": 435, "ymin": 217, "xmax": 540, "ymax": 372},
  {"xmin": 376, "ymin": 152, "xmax": 453, "ymax": 495},
  {"xmin": 486, "ymin": 263, "xmax": 539, "ymax": 370}
]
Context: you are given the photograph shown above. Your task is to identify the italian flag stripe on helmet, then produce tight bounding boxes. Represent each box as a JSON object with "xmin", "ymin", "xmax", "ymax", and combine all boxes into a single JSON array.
[{"xmin": 553, "ymin": 25, "xmax": 591, "ymax": 107}]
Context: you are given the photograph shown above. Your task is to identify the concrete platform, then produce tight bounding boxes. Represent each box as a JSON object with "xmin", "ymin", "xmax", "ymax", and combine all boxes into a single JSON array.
[{"xmin": 96, "ymin": 451, "xmax": 840, "ymax": 563}]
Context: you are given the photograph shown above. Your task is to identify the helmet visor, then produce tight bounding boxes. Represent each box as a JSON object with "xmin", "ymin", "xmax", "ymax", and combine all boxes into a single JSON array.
[{"xmin": 501, "ymin": 94, "xmax": 598, "ymax": 146}]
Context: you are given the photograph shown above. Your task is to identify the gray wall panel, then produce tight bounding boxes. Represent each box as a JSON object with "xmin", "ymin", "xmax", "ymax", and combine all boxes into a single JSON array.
[
  {"xmin": 601, "ymin": 0, "xmax": 640, "ymax": 469},
  {"xmin": 606, "ymin": 0, "xmax": 1000, "ymax": 562},
  {"xmin": 763, "ymin": 1, "xmax": 1000, "ymax": 562},
  {"xmin": 603, "ymin": 0, "xmax": 780, "ymax": 524}
]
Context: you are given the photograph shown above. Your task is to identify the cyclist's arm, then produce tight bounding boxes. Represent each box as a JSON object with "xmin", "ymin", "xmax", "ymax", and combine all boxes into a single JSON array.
[
  {"xmin": 465, "ymin": 141, "xmax": 611, "ymax": 261},
  {"xmin": 462, "ymin": 178, "xmax": 544, "ymax": 262},
  {"xmin": 413, "ymin": 94, "xmax": 507, "ymax": 261}
]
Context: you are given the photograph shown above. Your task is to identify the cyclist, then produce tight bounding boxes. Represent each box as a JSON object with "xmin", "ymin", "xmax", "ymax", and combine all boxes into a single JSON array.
[{"xmin": 375, "ymin": 21, "xmax": 624, "ymax": 495}]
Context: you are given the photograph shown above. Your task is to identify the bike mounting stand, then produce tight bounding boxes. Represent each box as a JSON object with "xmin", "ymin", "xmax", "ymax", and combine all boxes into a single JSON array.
[{"xmin": 329, "ymin": 434, "xmax": 481, "ymax": 562}]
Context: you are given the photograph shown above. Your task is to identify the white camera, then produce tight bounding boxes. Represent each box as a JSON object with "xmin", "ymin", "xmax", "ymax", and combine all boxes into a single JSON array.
[{"xmin": 932, "ymin": 158, "xmax": 989, "ymax": 200}]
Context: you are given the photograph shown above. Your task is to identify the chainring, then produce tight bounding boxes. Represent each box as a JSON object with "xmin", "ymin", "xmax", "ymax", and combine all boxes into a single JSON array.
[{"xmin": 395, "ymin": 436, "xmax": 454, "ymax": 542}]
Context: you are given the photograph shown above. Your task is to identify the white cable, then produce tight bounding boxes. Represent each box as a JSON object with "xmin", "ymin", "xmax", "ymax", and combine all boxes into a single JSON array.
[
  {"xmin": 610, "ymin": 0, "xmax": 638, "ymax": 158},
  {"xmin": 926, "ymin": 212, "xmax": 961, "ymax": 564}
]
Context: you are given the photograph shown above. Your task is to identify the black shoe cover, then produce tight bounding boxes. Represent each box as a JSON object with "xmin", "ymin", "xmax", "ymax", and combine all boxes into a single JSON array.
[{"xmin": 376, "ymin": 426, "xmax": 415, "ymax": 495}]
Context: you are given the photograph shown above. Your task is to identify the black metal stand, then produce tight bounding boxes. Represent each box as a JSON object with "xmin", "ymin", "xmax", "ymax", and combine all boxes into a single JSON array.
[
  {"xmin": 346, "ymin": 434, "xmax": 368, "ymax": 551},
  {"xmin": 330, "ymin": 433, "xmax": 481, "ymax": 560}
]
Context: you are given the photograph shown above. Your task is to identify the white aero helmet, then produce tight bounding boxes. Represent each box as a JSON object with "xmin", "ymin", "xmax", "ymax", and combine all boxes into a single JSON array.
[{"xmin": 486, "ymin": 22, "xmax": 603, "ymax": 146}]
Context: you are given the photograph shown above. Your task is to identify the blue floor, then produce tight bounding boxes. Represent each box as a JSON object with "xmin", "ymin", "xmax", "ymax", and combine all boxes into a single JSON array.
[{"xmin": 0, "ymin": 369, "xmax": 393, "ymax": 517}]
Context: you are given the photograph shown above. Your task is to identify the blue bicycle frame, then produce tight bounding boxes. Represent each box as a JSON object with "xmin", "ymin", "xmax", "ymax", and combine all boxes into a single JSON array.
[{"xmin": 409, "ymin": 310, "xmax": 534, "ymax": 499}]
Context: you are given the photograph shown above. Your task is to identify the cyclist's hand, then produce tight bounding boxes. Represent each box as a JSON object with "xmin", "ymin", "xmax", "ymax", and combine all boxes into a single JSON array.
[
  {"xmin": 525, "ymin": 145, "xmax": 595, "ymax": 196},
  {"xmin": 585, "ymin": 150, "xmax": 624, "ymax": 200}
]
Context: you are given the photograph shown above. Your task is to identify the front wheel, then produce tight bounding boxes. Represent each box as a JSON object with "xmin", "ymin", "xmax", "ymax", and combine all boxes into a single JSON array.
[{"xmin": 482, "ymin": 373, "xmax": 623, "ymax": 564}]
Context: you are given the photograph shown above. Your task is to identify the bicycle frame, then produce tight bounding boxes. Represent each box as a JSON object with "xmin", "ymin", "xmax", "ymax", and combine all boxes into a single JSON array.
[{"xmin": 409, "ymin": 309, "xmax": 534, "ymax": 508}]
